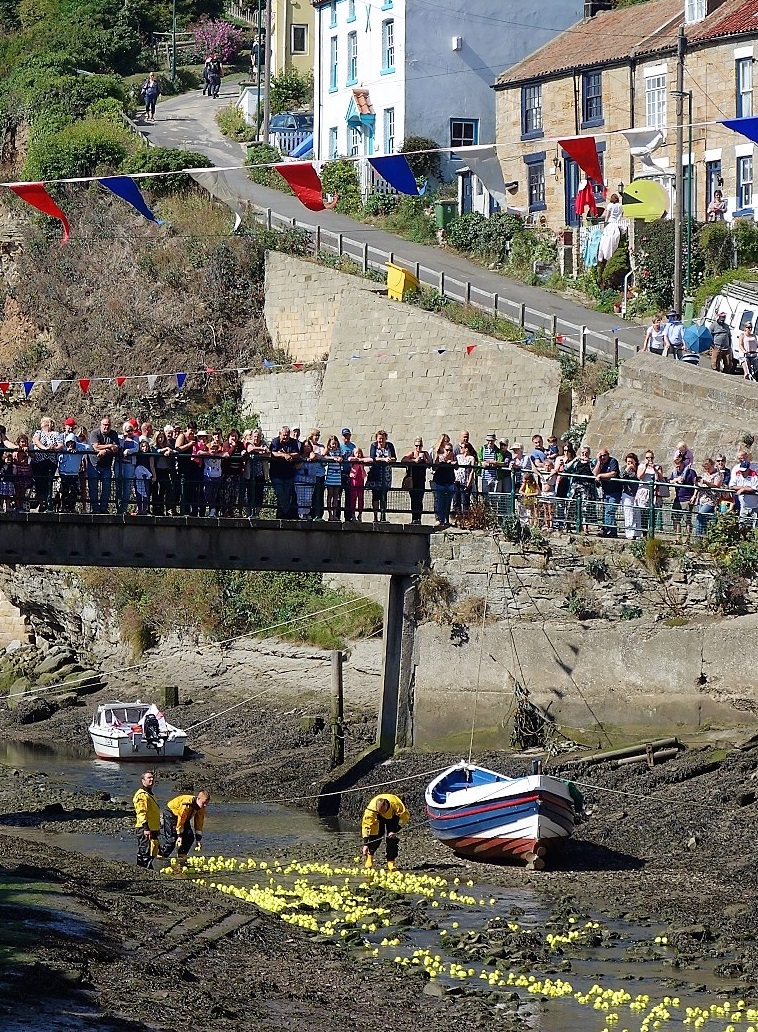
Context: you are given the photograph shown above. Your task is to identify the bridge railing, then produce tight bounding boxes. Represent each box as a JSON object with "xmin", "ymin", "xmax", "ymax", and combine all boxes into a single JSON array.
[{"xmin": 2, "ymin": 451, "xmax": 747, "ymax": 540}]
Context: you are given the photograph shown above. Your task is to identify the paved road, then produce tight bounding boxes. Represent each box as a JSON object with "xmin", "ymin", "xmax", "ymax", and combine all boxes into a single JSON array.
[{"xmin": 144, "ymin": 83, "xmax": 643, "ymax": 357}]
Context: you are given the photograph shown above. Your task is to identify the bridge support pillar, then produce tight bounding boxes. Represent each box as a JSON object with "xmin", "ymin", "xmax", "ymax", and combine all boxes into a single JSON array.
[{"xmin": 377, "ymin": 574, "xmax": 417, "ymax": 754}]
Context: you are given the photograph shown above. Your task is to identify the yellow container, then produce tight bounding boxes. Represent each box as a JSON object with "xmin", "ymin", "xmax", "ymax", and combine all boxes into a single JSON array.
[{"xmin": 386, "ymin": 262, "xmax": 420, "ymax": 300}]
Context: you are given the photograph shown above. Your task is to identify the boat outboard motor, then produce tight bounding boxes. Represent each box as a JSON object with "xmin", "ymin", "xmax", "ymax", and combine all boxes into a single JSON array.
[{"xmin": 143, "ymin": 712, "xmax": 162, "ymax": 750}]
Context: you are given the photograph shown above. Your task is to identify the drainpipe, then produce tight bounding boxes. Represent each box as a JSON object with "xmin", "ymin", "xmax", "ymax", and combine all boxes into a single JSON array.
[
  {"xmin": 572, "ymin": 73, "xmax": 580, "ymax": 136},
  {"xmin": 629, "ymin": 55, "xmax": 636, "ymax": 187}
]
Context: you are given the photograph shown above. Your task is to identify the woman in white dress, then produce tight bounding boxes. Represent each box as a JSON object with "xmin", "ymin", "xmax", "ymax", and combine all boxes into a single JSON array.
[{"xmin": 597, "ymin": 192, "xmax": 623, "ymax": 264}]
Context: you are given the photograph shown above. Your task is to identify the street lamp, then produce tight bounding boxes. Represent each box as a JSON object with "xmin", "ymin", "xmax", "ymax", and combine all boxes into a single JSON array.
[
  {"xmin": 256, "ymin": 0, "xmax": 263, "ymax": 140},
  {"xmin": 171, "ymin": 0, "xmax": 177, "ymax": 83},
  {"xmin": 672, "ymin": 88, "xmax": 693, "ymax": 295}
]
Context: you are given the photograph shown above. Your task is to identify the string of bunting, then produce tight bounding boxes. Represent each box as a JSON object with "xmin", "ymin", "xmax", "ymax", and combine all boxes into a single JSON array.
[{"xmin": 0, "ymin": 333, "xmax": 561, "ymax": 399}]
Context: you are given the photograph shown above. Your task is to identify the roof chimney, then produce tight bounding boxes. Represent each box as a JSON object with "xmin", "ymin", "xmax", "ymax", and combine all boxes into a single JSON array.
[{"xmin": 584, "ymin": 0, "xmax": 612, "ymax": 16}]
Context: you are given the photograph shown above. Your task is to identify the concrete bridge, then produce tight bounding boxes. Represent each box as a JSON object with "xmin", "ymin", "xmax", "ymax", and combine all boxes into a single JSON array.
[{"xmin": 0, "ymin": 513, "xmax": 430, "ymax": 753}]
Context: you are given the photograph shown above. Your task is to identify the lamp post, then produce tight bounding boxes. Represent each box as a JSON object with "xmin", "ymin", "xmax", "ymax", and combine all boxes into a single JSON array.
[
  {"xmin": 256, "ymin": 0, "xmax": 263, "ymax": 139},
  {"xmin": 171, "ymin": 0, "xmax": 177, "ymax": 83},
  {"xmin": 672, "ymin": 87, "xmax": 694, "ymax": 296},
  {"xmin": 672, "ymin": 26, "xmax": 686, "ymax": 316}
]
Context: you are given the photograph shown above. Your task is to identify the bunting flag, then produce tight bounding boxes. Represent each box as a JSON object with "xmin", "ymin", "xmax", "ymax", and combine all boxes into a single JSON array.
[
  {"xmin": 50, "ymin": 379, "xmax": 63, "ymax": 394},
  {"xmin": 97, "ymin": 176, "xmax": 162, "ymax": 224},
  {"xmin": 451, "ymin": 145, "xmax": 507, "ymax": 209},
  {"xmin": 437, "ymin": 348, "xmax": 446, "ymax": 354},
  {"xmin": 23, "ymin": 381, "xmax": 34, "ymax": 398},
  {"xmin": 721, "ymin": 116, "xmax": 758, "ymax": 145},
  {"xmin": 0, "ymin": 383, "xmax": 9, "ymax": 395},
  {"xmin": 274, "ymin": 163, "xmax": 338, "ymax": 212},
  {"xmin": 79, "ymin": 378, "xmax": 91, "ymax": 395},
  {"xmin": 466, "ymin": 345, "xmax": 477, "ymax": 355},
  {"xmin": 116, "ymin": 376, "xmax": 127, "ymax": 388},
  {"xmin": 262, "ymin": 359, "xmax": 275, "ymax": 369},
  {"xmin": 146, "ymin": 374, "xmax": 158, "ymax": 391},
  {"xmin": 176, "ymin": 372, "xmax": 187, "ymax": 390},
  {"xmin": 189, "ymin": 169, "xmax": 245, "ymax": 231},
  {"xmin": 292, "ymin": 362, "xmax": 303, "ymax": 370},
  {"xmin": 622, "ymin": 128, "xmax": 664, "ymax": 172},
  {"xmin": 367, "ymin": 155, "xmax": 424, "ymax": 196},
  {"xmin": 7, "ymin": 182, "xmax": 71, "ymax": 243},
  {"xmin": 558, "ymin": 137, "xmax": 605, "ymax": 190}
]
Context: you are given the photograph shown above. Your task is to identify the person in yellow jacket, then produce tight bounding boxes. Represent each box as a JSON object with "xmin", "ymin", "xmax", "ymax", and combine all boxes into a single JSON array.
[
  {"xmin": 361, "ymin": 793, "xmax": 409, "ymax": 871},
  {"xmin": 159, "ymin": 789, "xmax": 211, "ymax": 860},
  {"xmin": 133, "ymin": 770, "xmax": 160, "ymax": 870}
]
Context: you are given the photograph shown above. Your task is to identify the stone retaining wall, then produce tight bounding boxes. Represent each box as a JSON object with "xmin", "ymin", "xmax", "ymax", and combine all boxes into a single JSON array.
[{"xmin": 241, "ymin": 369, "xmax": 321, "ymax": 440}]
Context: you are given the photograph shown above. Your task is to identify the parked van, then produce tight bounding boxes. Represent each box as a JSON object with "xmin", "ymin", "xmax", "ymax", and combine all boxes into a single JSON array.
[{"xmin": 700, "ymin": 280, "xmax": 758, "ymax": 366}]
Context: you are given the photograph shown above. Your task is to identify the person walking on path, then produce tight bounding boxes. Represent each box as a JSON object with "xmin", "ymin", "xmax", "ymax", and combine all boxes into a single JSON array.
[
  {"xmin": 133, "ymin": 770, "xmax": 161, "ymax": 870},
  {"xmin": 141, "ymin": 72, "xmax": 161, "ymax": 122},
  {"xmin": 160, "ymin": 789, "xmax": 211, "ymax": 863},
  {"xmin": 206, "ymin": 55, "xmax": 223, "ymax": 99},
  {"xmin": 361, "ymin": 793, "xmax": 409, "ymax": 871}
]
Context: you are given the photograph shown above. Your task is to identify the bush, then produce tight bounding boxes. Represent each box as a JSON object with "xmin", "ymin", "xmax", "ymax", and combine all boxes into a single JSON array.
[
  {"xmin": 446, "ymin": 212, "xmax": 488, "ymax": 253},
  {"xmin": 191, "ymin": 18, "xmax": 244, "ymax": 62},
  {"xmin": 320, "ymin": 157, "xmax": 362, "ymax": 216},
  {"xmin": 269, "ymin": 68, "xmax": 313, "ymax": 114},
  {"xmin": 363, "ymin": 192, "xmax": 399, "ymax": 218},
  {"xmin": 382, "ymin": 194, "xmax": 436, "ymax": 243},
  {"xmin": 400, "ymin": 135, "xmax": 442, "ymax": 183},
  {"xmin": 600, "ymin": 231, "xmax": 630, "ymax": 290},
  {"xmin": 698, "ymin": 221, "xmax": 733, "ymax": 277},
  {"xmin": 476, "ymin": 212, "xmax": 524, "ymax": 264},
  {"xmin": 634, "ymin": 218, "xmax": 705, "ymax": 308},
  {"xmin": 246, "ymin": 142, "xmax": 288, "ymax": 190},
  {"xmin": 24, "ymin": 118, "xmax": 133, "ymax": 179},
  {"xmin": 733, "ymin": 220, "xmax": 758, "ymax": 265},
  {"xmin": 122, "ymin": 146, "xmax": 212, "ymax": 195},
  {"xmin": 216, "ymin": 103, "xmax": 257, "ymax": 142}
]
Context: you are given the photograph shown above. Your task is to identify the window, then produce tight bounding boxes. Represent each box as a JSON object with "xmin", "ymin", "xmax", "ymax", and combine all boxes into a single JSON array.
[
  {"xmin": 291, "ymin": 24, "xmax": 308, "ymax": 55},
  {"xmin": 521, "ymin": 83, "xmax": 542, "ymax": 139},
  {"xmin": 737, "ymin": 154, "xmax": 753, "ymax": 208},
  {"xmin": 645, "ymin": 73, "xmax": 667, "ymax": 129},
  {"xmin": 347, "ymin": 31, "xmax": 357, "ymax": 84},
  {"xmin": 706, "ymin": 159, "xmax": 722, "ymax": 207},
  {"xmin": 450, "ymin": 118, "xmax": 478, "ymax": 149},
  {"xmin": 347, "ymin": 0, "xmax": 356, "ymax": 21},
  {"xmin": 381, "ymin": 19, "xmax": 395, "ymax": 72},
  {"xmin": 329, "ymin": 0, "xmax": 337, "ymax": 27},
  {"xmin": 383, "ymin": 107, "xmax": 395, "ymax": 152},
  {"xmin": 328, "ymin": 127, "xmax": 338, "ymax": 159},
  {"xmin": 381, "ymin": 0, "xmax": 393, "ymax": 8},
  {"xmin": 349, "ymin": 126, "xmax": 362, "ymax": 156},
  {"xmin": 737, "ymin": 57, "xmax": 753, "ymax": 118},
  {"xmin": 329, "ymin": 36, "xmax": 338, "ymax": 90},
  {"xmin": 582, "ymin": 70, "xmax": 603, "ymax": 127},
  {"xmin": 685, "ymin": 0, "xmax": 706, "ymax": 22},
  {"xmin": 524, "ymin": 152, "xmax": 546, "ymax": 212}
]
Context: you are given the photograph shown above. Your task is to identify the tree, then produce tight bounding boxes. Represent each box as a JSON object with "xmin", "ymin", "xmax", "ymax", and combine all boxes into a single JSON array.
[
  {"xmin": 269, "ymin": 68, "xmax": 313, "ymax": 114},
  {"xmin": 191, "ymin": 17, "xmax": 244, "ymax": 61},
  {"xmin": 400, "ymin": 136, "xmax": 441, "ymax": 184}
]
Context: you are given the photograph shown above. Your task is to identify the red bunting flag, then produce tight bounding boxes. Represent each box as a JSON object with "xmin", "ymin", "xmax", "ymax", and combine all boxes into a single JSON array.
[
  {"xmin": 466, "ymin": 345, "xmax": 477, "ymax": 355},
  {"xmin": 7, "ymin": 183, "xmax": 71, "ymax": 243},
  {"xmin": 79, "ymin": 378, "xmax": 91, "ymax": 395},
  {"xmin": 274, "ymin": 163, "xmax": 339, "ymax": 212},
  {"xmin": 116, "ymin": 376, "xmax": 127, "ymax": 387},
  {"xmin": 557, "ymin": 137, "xmax": 605, "ymax": 190},
  {"xmin": 0, "ymin": 383, "xmax": 9, "ymax": 395},
  {"xmin": 292, "ymin": 362, "xmax": 303, "ymax": 370}
]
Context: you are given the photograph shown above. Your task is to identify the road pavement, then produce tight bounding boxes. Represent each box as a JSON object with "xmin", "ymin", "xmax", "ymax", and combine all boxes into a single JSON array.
[{"xmin": 143, "ymin": 82, "xmax": 643, "ymax": 356}]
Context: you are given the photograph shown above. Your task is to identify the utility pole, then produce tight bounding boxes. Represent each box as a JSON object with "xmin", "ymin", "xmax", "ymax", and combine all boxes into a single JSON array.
[
  {"xmin": 171, "ymin": 0, "xmax": 177, "ymax": 82},
  {"xmin": 673, "ymin": 25, "xmax": 686, "ymax": 315},
  {"xmin": 256, "ymin": 0, "xmax": 263, "ymax": 139},
  {"xmin": 263, "ymin": 0, "xmax": 273, "ymax": 144}
]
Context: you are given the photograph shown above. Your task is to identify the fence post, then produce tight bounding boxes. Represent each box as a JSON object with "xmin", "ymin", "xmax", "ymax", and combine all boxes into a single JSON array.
[
  {"xmin": 291, "ymin": 217, "xmax": 296, "ymax": 228},
  {"xmin": 551, "ymin": 314, "xmax": 557, "ymax": 340},
  {"xmin": 337, "ymin": 233, "xmax": 343, "ymax": 256},
  {"xmin": 580, "ymin": 326, "xmax": 587, "ymax": 365},
  {"xmin": 389, "ymin": 251, "xmax": 394, "ymax": 266},
  {"xmin": 439, "ymin": 271, "xmax": 445, "ymax": 294},
  {"xmin": 519, "ymin": 303, "xmax": 526, "ymax": 327},
  {"xmin": 330, "ymin": 650, "xmax": 344, "ymax": 769},
  {"xmin": 648, "ymin": 485, "xmax": 656, "ymax": 539},
  {"xmin": 614, "ymin": 336, "xmax": 620, "ymax": 365},
  {"xmin": 316, "ymin": 225, "xmax": 321, "ymax": 252},
  {"xmin": 465, "ymin": 281, "xmax": 471, "ymax": 304},
  {"xmin": 362, "ymin": 242, "xmax": 368, "ymax": 272},
  {"xmin": 576, "ymin": 494, "xmax": 583, "ymax": 534},
  {"xmin": 493, "ymin": 292, "xmax": 499, "ymax": 315},
  {"xmin": 266, "ymin": 208, "xmax": 272, "ymax": 230}
]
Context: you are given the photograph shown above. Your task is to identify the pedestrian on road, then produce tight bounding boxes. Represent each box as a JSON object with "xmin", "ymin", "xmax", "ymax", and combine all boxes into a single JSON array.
[
  {"xmin": 207, "ymin": 55, "xmax": 223, "ymax": 99},
  {"xmin": 141, "ymin": 72, "xmax": 161, "ymax": 122},
  {"xmin": 133, "ymin": 770, "xmax": 160, "ymax": 870},
  {"xmin": 160, "ymin": 789, "xmax": 211, "ymax": 862},
  {"xmin": 201, "ymin": 56, "xmax": 212, "ymax": 96},
  {"xmin": 361, "ymin": 793, "xmax": 409, "ymax": 871}
]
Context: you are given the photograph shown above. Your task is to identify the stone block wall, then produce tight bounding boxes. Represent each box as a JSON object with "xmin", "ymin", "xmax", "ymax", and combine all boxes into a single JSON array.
[
  {"xmin": 0, "ymin": 591, "xmax": 32, "ymax": 646},
  {"xmin": 587, "ymin": 352, "xmax": 758, "ymax": 463},
  {"xmin": 242, "ymin": 370, "xmax": 321, "ymax": 440}
]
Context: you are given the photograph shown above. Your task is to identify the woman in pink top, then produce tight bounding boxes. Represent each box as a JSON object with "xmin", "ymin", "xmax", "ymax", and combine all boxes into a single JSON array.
[{"xmin": 349, "ymin": 448, "xmax": 366, "ymax": 522}]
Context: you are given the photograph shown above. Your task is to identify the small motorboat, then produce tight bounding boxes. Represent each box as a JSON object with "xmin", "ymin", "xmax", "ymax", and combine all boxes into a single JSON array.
[
  {"xmin": 425, "ymin": 761, "xmax": 577, "ymax": 868},
  {"xmin": 88, "ymin": 700, "xmax": 187, "ymax": 760}
]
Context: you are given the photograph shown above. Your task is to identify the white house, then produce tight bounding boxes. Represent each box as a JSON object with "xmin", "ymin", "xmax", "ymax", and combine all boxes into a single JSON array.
[{"xmin": 311, "ymin": 0, "xmax": 585, "ymax": 197}]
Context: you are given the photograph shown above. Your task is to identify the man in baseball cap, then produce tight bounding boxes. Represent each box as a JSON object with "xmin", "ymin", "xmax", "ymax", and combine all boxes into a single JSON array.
[
  {"xmin": 63, "ymin": 417, "xmax": 77, "ymax": 429},
  {"xmin": 711, "ymin": 310, "xmax": 733, "ymax": 374}
]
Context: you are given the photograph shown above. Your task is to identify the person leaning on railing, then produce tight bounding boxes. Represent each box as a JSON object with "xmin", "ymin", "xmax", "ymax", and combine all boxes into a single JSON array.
[
  {"xmin": 694, "ymin": 457, "xmax": 723, "ymax": 537},
  {"xmin": 400, "ymin": 438, "xmax": 431, "ymax": 524}
]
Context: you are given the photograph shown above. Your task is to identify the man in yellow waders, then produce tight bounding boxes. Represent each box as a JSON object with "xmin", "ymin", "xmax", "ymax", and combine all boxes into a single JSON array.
[
  {"xmin": 361, "ymin": 793, "xmax": 409, "ymax": 871},
  {"xmin": 133, "ymin": 770, "xmax": 160, "ymax": 870},
  {"xmin": 159, "ymin": 790, "xmax": 211, "ymax": 861}
]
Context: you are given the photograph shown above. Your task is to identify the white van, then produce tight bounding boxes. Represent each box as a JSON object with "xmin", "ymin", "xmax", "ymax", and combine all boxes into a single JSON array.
[{"xmin": 700, "ymin": 280, "xmax": 758, "ymax": 365}]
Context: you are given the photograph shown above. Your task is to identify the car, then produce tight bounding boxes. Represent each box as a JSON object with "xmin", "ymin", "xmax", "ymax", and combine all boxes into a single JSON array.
[{"xmin": 269, "ymin": 111, "xmax": 313, "ymax": 132}]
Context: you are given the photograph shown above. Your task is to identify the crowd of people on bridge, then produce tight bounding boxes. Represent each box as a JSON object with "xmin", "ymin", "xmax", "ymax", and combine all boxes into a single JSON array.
[{"xmin": 0, "ymin": 414, "xmax": 755, "ymax": 538}]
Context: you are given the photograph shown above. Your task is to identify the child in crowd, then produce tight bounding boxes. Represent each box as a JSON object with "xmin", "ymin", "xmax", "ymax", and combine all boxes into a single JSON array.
[
  {"xmin": 519, "ymin": 471, "xmax": 540, "ymax": 526},
  {"xmin": 0, "ymin": 451, "xmax": 14, "ymax": 511},
  {"xmin": 201, "ymin": 434, "xmax": 223, "ymax": 517},
  {"xmin": 350, "ymin": 448, "xmax": 366, "ymax": 521},
  {"xmin": 324, "ymin": 436, "xmax": 343, "ymax": 521},
  {"xmin": 134, "ymin": 439, "xmax": 155, "ymax": 515}
]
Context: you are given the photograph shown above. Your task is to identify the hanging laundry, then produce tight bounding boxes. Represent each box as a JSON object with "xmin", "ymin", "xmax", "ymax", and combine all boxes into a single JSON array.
[
  {"xmin": 583, "ymin": 224, "xmax": 604, "ymax": 268},
  {"xmin": 574, "ymin": 178, "xmax": 598, "ymax": 218}
]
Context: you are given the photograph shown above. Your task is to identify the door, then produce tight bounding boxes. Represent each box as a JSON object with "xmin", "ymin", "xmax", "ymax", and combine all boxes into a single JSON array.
[
  {"xmin": 461, "ymin": 172, "xmax": 473, "ymax": 214},
  {"xmin": 564, "ymin": 157, "xmax": 580, "ymax": 227}
]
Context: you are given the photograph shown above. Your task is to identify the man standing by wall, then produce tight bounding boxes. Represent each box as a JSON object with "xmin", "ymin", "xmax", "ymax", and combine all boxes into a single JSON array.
[{"xmin": 133, "ymin": 770, "xmax": 160, "ymax": 870}]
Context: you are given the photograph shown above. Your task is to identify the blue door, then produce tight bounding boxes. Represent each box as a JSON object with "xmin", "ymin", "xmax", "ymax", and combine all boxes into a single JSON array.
[
  {"xmin": 564, "ymin": 157, "xmax": 580, "ymax": 227},
  {"xmin": 461, "ymin": 172, "xmax": 473, "ymax": 214}
]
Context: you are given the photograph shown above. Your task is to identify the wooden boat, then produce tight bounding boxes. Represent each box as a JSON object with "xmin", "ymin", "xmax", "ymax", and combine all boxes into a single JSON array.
[
  {"xmin": 88, "ymin": 701, "xmax": 187, "ymax": 760},
  {"xmin": 425, "ymin": 761, "xmax": 577, "ymax": 868}
]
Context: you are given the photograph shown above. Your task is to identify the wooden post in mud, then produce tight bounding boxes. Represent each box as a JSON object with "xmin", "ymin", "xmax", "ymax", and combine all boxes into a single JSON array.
[
  {"xmin": 378, "ymin": 574, "xmax": 417, "ymax": 754},
  {"xmin": 330, "ymin": 650, "xmax": 344, "ymax": 769}
]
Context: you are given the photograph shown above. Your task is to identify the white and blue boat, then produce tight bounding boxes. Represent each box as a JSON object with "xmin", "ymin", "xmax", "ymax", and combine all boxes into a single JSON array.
[{"xmin": 425, "ymin": 761, "xmax": 577, "ymax": 867}]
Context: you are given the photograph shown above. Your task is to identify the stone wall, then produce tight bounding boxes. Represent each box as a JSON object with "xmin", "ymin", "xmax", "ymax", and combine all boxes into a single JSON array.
[
  {"xmin": 253, "ymin": 253, "xmax": 569, "ymax": 448},
  {"xmin": 0, "ymin": 590, "xmax": 33, "ymax": 646},
  {"xmin": 241, "ymin": 369, "xmax": 321, "ymax": 440},
  {"xmin": 586, "ymin": 352, "xmax": 758, "ymax": 463},
  {"xmin": 411, "ymin": 530, "xmax": 758, "ymax": 750}
]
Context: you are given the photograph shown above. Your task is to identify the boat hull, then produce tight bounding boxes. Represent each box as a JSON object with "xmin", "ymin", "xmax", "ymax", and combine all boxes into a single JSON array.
[
  {"xmin": 89, "ymin": 730, "xmax": 186, "ymax": 761},
  {"xmin": 425, "ymin": 763, "xmax": 576, "ymax": 865}
]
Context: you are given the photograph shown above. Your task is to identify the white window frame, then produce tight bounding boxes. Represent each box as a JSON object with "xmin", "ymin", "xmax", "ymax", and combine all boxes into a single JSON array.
[
  {"xmin": 450, "ymin": 118, "xmax": 478, "ymax": 150},
  {"xmin": 290, "ymin": 24, "xmax": 308, "ymax": 55},
  {"xmin": 685, "ymin": 0, "xmax": 706, "ymax": 22},
  {"xmin": 382, "ymin": 19, "xmax": 395, "ymax": 71},
  {"xmin": 738, "ymin": 154, "xmax": 753, "ymax": 208},
  {"xmin": 645, "ymin": 73, "xmax": 667, "ymax": 130},
  {"xmin": 383, "ymin": 107, "xmax": 395, "ymax": 153},
  {"xmin": 738, "ymin": 57, "xmax": 753, "ymax": 118},
  {"xmin": 347, "ymin": 31, "xmax": 358, "ymax": 84},
  {"xmin": 349, "ymin": 125, "xmax": 362, "ymax": 157},
  {"xmin": 328, "ymin": 126, "xmax": 338, "ymax": 159},
  {"xmin": 329, "ymin": 35, "xmax": 338, "ymax": 90}
]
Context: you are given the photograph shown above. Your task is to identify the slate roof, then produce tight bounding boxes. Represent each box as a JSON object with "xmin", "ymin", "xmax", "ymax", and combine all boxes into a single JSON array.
[{"xmin": 495, "ymin": 0, "xmax": 758, "ymax": 88}]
